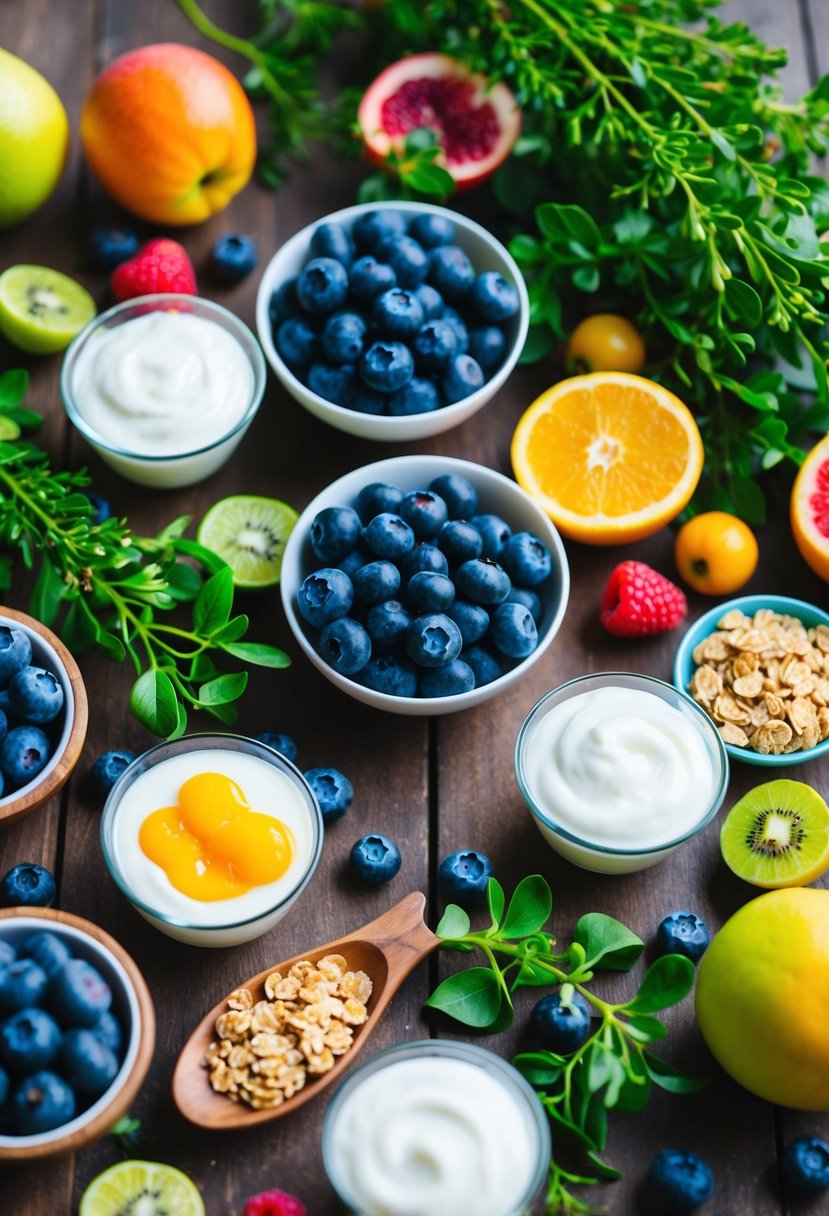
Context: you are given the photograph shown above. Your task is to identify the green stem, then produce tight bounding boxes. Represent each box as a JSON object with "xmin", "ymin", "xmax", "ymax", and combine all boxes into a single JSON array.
[{"xmin": 175, "ymin": 0, "xmax": 294, "ymax": 107}]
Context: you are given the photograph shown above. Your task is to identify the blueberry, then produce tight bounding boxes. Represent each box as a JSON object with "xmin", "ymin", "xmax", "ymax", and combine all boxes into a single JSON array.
[
  {"xmin": 407, "ymin": 572, "xmax": 455, "ymax": 613},
  {"xmin": 412, "ymin": 319, "xmax": 458, "ymax": 371},
  {"xmin": 363, "ymin": 513, "xmax": 415, "ymax": 562},
  {"xmin": 360, "ymin": 653, "xmax": 419, "ymax": 697},
  {"xmin": 656, "ymin": 912, "xmax": 710, "ymax": 964},
  {"xmin": 506, "ymin": 586, "xmax": 543, "ymax": 625},
  {"xmin": 0, "ymin": 940, "xmax": 15, "ymax": 967},
  {"xmin": 642, "ymin": 1149, "xmax": 714, "ymax": 1213},
  {"xmin": 322, "ymin": 312, "xmax": 367, "ymax": 364},
  {"xmin": 297, "ymin": 568, "xmax": 354, "ymax": 628},
  {"xmin": 349, "ymin": 833, "xmax": 402, "ymax": 885},
  {"xmin": 470, "ymin": 271, "xmax": 520, "ymax": 322},
  {"xmin": 0, "ymin": 709, "xmax": 6, "ymax": 745},
  {"xmin": 428, "ymin": 474, "xmax": 478, "ymax": 520},
  {"xmin": 11, "ymin": 1070, "xmax": 75, "ymax": 1134},
  {"xmin": 0, "ymin": 1064, "xmax": 8, "ymax": 1108},
  {"xmin": 463, "ymin": 646, "xmax": 503, "ymax": 687},
  {"xmin": 781, "ymin": 1136, "xmax": 829, "ymax": 1194},
  {"xmin": 491, "ymin": 602, "xmax": 538, "ymax": 659},
  {"xmin": 84, "ymin": 491, "xmax": 112, "ymax": 526},
  {"xmin": 455, "ymin": 558, "xmax": 511, "ymax": 605},
  {"xmin": 349, "ymin": 255, "xmax": 397, "ymax": 302},
  {"xmin": 442, "ymin": 353, "xmax": 485, "ymax": 403},
  {"xmin": 88, "ymin": 224, "xmax": 139, "ymax": 271},
  {"xmin": 0, "ymin": 864, "xmax": 55, "ymax": 909},
  {"xmin": 428, "ymin": 245, "xmax": 475, "ymax": 301},
  {"xmin": 208, "ymin": 233, "xmax": 258, "ymax": 285},
  {"xmin": 0, "ymin": 960, "xmax": 48, "ymax": 1014},
  {"xmin": 7, "ymin": 666, "xmax": 64, "ymax": 724},
  {"xmin": 352, "ymin": 209, "xmax": 408, "ymax": 250},
  {"xmin": 269, "ymin": 278, "xmax": 299, "ymax": 325},
  {"xmin": 48, "ymin": 958, "xmax": 112, "ymax": 1028},
  {"xmin": 320, "ymin": 617, "xmax": 372, "ymax": 676},
  {"xmin": 420, "ymin": 659, "xmax": 475, "ymax": 697},
  {"xmin": 375, "ymin": 235, "xmax": 429, "ymax": 289},
  {"xmin": 338, "ymin": 547, "xmax": 370, "ymax": 580},
  {"xmin": 353, "ymin": 561, "xmax": 401, "ymax": 606},
  {"xmin": 351, "ymin": 388, "xmax": 387, "ymax": 415},
  {"xmin": 310, "ymin": 221, "xmax": 355, "ymax": 268},
  {"xmin": 405, "ymin": 613, "xmax": 463, "ymax": 668},
  {"xmin": 409, "ymin": 212, "xmax": 456, "ymax": 248},
  {"xmin": 366, "ymin": 601, "xmax": 412, "ymax": 652},
  {"xmin": 468, "ymin": 325, "xmax": 508, "ymax": 374},
  {"xmin": 373, "ymin": 288, "xmax": 424, "ymax": 337},
  {"xmin": 21, "ymin": 932, "xmax": 71, "ymax": 978},
  {"xmin": 440, "ymin": 307, "xmax": 469, "ymax": 354},
  {"xmin": 304, "ymin": 767, "xmax": 353, "ymax": 823},
  {"xmin": 307, "ymin": 361, "xmax": 357, "ymax": 407},
  {"xmin": 0, "ymin": 1008, "xmax": 62, "ymax": 1075},
  {"xmin": 91, "ymin": 1010, "xmax": 123, "ymax": 1057},
  {"xmin": 90, "ymin": 750, "xmax": 136, "ymax": 799},
  {"xmin": 500, "ymin": 532, "xmax": 552, "ymax": 587},
  {"xmin": 60, "ymin": 1028, "xmax": 119, "ymax": 1096},
  {"xmin": 529, "ymin": 991, "xmax": 592, "ymax": 1054},
  {"xmin": 276, "ymin": 317, "xmax": 319, "ymax": 369},
  {"xmin": 387, "ymin": 379, "xmax": 440, "ymax": 416},
  {"xmin": 256, "ymin": 732, "xmax": 298, "ymax": 765},
  {"xmin": 438, "ymin": 520, "xmax": 483, "ymax": 565},
  {"xmin": 437, "ymin": 849, "xmax": 492, "ymax": 906},
  {"xmin": 0, "ymin": 626, "xmax": 32, "ymax": 687},
  {"xmin": 296, "ymin": 257, "xmax": 349, "ymax": 315},
  {"xmin": 447, "ymin": 600, "xmax": 489, "ymax": 646},
  {"xmin": 469, "ymin": 513, "xmax": 512, "ymax": 558},
  {"xmin": 398, "ymin": 543, "xmax": 449, "ymax": 581},
  {"xmin": 414, "ymin": 283, "xmax": 444, "ymax": 320},
  {"xmin": 356, "ymin": 482, "xmax": 404, "ymax": 524},
  {"xmin": 361, "ymin": 341, "xmax": 414, "ymax": 393},
  {"xmin": 310, "ymin": 506, "xmax": 362, "ymax": 565},
  {"xmin": 399, "ymin": 490, "xmax": 449, "ymax": 540}
]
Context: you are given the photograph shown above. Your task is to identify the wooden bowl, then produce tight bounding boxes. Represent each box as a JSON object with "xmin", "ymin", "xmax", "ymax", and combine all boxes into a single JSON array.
[
  {"xmin": 0, "ymin": 907, "xmax": 155, "ymax": 1160},
  {"xmin": 0, "ymin": 606, "xmax": 88, "ymax": 827}
]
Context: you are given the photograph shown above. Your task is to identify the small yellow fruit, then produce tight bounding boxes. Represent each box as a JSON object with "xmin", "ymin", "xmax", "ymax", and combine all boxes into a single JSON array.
[
  {"xmin": 0, "ymin": 49, "xmax": 69, "ymax": 228},
  {"xmin": 674, "ymin": 511, "xmax": 759, "ymax": 595}
]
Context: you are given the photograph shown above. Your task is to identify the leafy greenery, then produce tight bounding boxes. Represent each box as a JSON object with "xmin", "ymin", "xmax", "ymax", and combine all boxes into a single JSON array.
[
  {"xmin": 428, "ymin": 876, "xmax": 703, "ymax": 1214},
  {"xmin": 0, "ymin": 371, "xmax": 289, "ymax": 738},
  {"xmin": 357, "ymin": 128, "xmax": 456, "ymax": 203}
]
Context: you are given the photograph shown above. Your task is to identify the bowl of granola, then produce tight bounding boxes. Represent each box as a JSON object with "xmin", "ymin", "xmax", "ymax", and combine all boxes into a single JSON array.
[{"xmin": 673, "ymin": 594, "xmax": 829, "ymax": 766}]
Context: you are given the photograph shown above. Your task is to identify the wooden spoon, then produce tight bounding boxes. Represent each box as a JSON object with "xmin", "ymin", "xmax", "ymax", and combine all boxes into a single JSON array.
[{"xmin": 172, "ymin": 891, "xmax": 439, "ymax": 1129}]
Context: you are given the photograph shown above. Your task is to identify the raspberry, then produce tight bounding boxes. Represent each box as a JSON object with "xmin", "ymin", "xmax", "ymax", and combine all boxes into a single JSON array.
[
  {"xmin": 599, "ymin": 560, "xmax": 687, "ymax": 638},
  {"xmin": 111, "ymin": 238, "xmax": 197, "ymax": 301},
  {"xmin": 242, "ymin": 1190, "xmax": 307, "ymax": 1216}
]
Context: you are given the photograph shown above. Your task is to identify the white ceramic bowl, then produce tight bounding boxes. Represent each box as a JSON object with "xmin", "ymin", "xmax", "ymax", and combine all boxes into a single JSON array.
[
  {"xmin": 99, "ymin": 734, "xmax": 324, "ymax": 947},
  {"xmin": 255, "ymin": 201, "xmax": 529, "ymax": 441},
  {"xmin": 61, "ymin": 294, "xmax": 266, "ymax": 488},
  {"xmin": 280, "ymin": 455, "xmax": 570, "ymax": 715}
]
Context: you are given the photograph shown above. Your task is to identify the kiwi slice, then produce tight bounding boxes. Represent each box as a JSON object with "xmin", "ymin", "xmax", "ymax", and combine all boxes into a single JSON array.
[
  {"xmin": 720, "ymin": 778, "xmax": 829, "ymax": 888},
  {"xmin": 197, "ymin": 494, "xmax": 299, "ymax": 589},
  {"xmin": 79, "ymin": 1160, "xmax": 205, "ymax": 1216},
  {"xmin": 0, "ymin": 264, "xmax": 96, "ymax": 354}
]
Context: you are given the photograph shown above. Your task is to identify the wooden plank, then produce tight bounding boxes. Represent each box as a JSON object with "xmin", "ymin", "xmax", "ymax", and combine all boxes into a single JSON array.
[
  {"xmin": 720, "ymin": 0, "xmax": 811, "ymax": 100},
  {"xmin": 805, "ymin": 0, "xmax": 829, "ymax": 78}
]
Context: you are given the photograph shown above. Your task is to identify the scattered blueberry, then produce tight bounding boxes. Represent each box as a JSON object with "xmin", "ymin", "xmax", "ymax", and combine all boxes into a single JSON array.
[
  {"xmin": 447, "ymin": 600, "xmax": 490, "ymax": 646},
  {"xmin": 356, "ymin": 482, "xmax": 404, "ymax": 523},
  {"xmin": 21, "ymin": 932, "xmax": 71, "ymax": 978},
  {"xmin": 470, "ymin": 271, "xmax": 520, "ymax": 322},
  {"xmin": 349, "ymin": 833, "xmax": 402, "ymax": 885},
  {"xmin": 12, "ymin": 1070, "xmax": 76, "ymax": 1134},
  {"xmin": 442, "ymin": 353, "xmax": 485, "ymax": 403},
  {"xmin": 310, "ymin": 506, "xmax": 362, "ymax": 565},
  {"xmin": 463, "ymin": 646, "xmax": 502, "ymax": 687},
  {"xmin": 469, "ymin": 514, "xmax": 511, "ymax": 558},
  {"xmin": 297, "ymin": 568, "xmax": 354, "ymax": 629},
  {"xmin": 437, "ymin": 849, "xmax": 492, "ymax": 906},
  {"xmin": 0, "ymin": 864, "xmax": 56, "ymax": 909},
  {"xmin": 322, "ymin": 312, "xmax": 367, "ymax": 365},
  {"xmin": 656, "ymin": 912, "xmax": 711, "ymax": 964},
  {"xmin": 363, "ymin": 513, "xmax": 415, "ymax": 562},
  {"xmin": 642, "ymin": 1149, "xmax": 714, "ymax": 1213},
  {"xmin": 410, "ymin": 212, "xmax": 456, "ymax": 248},
  {"xmin": 0, "ymin": 960, "xmax": 49, "ymax": 1014},
  {"xmin": 307, "ymin": 361, "xmax": 357, "ymax": 407},
  {"xmin": 373, "ymin": 288, "xmax": 424, "ymax": 337},
  {"xmin": 296, "ymin": 257, "xmax": 349, "ymax": 315},
  {"xmin": 47, "ymin": 958, "xmax": 112, "ymax": 1028},
  {"xmin": 468, "ymin": 325, "xmax": 508, "ymax": 374},
  {"xmin": 276, "ymin": 317, "xmax": 319, "ymax": 369},
  {"xmin": 208, "ymin": 233, "xmax": 258, "ymax": 285},
  {"xmin": 304, "ymin": 767, "xmax": 353, "ymax": 823},
  {"xmin": 0, "ymin": 1008, "xmax": 62, "ymax": 1074},
  {"xmin": 7, "ymin": 667, "xmax": 64, "ymax": 724},
  {"xmin": 529, "ymin": 991, "xmax": 592, "ymax": 1054},
  {"xmin": 428, "ymin": 245, "xmax": 475, "ymax": 300},
  {"xmin": 349, "ymin": 255, "xmax": 397, "ymax": 302},
  {"xmin": 490, "ymin": 602, "xmax": 538, "ymax": 658},
  {"xmin": 420, "ymin": 659, "xmax": 475, "ymax": 697},
  {"xmin": 500, "ymin": 532, "xmax": 552, "ymax": 587},
  {"xmin": 353, "ymin": 561, "xmax": 401, "ymax": 606},
  {"xmin": 88, "ymin": 224, "xmax": 139, "ymax": 271},
  {"xmin": 90, "ymin": 750, "xmax": 136, "ymax": 799},
  {"xmin": 319, "ymin": 617, "xmax": 372, "ymax": 676},
  {"xmin": 84, "ymin": 492, "xmax": 112, "ymax": 526},
  {"xmin": 406, "ymin": 571, "xmax": 455, "ymax": 613},
  {"xmin": 387, "ymin": 378, "xmax": 440, "ymax": 416},
  {"xmin": 359, "ymin": 653, "xmax": 419, "ymax": 697},
  {"xmin": 455, "ymin": 558, "xmax": 511, "ymax": 605},
  {"xmin": 0, "ymin": 627, "xmax": 32, "ymax": 686},
  {"xmin": 781, "ymin": 1135, "xmax": 829, "ymax": 1194},
  {"xmin": 309, "ymin": 221, "xmax": 355, "ymax": 268},
  {"xmin": 366, "ymin": 601, "xmax": 412, "ymax": 652},
  {"xmin": 399, "ymin": 490, "xmax": 448, "ymax": 540},
  {"xmin": 352, "ymin": 209, "xmax": 407, "ymax": 250},
  {"xmin": 0, "ymin": 1063, "xmax": 8, "ymax": 1108},
  {"xmin": 405, "ymin": 613, "xmax": 463, "ymax": 667},
  {"xmin": 375, "ymin": 235, "xmax": 429, "ymax": 288},
  {"xmin": 428, "ymin": 474, "xmax": 478, "ymax": 520},
  {"xmin": 59, "ymin": 1028, "xmax": 119, "ymax": 1097},
  {"xmin": 438, "ymin": 520, "xmax": 483, "ymax": 566},
  {"xmin": 256, "ymin": 733, "xmax": 298, "ymax": 765},
  {"xmin": 361, "ymin": 340, "xmax": 414, "ymax": 393}
]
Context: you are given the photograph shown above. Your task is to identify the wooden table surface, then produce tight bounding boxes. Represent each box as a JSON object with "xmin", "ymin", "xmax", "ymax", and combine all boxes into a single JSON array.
[{"xmin": 1, "ymin": 2, "xmax": 828, "ymax": 1213}]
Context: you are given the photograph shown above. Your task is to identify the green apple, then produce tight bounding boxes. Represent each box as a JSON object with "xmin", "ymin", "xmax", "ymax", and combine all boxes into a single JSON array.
[{"xmin": 0, "ymin": 49, "xmax": 69, "ymax": 228}]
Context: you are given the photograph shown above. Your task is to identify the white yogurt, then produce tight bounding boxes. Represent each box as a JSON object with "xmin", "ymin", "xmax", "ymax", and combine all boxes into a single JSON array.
[
  {"xmin": 327, "ymin": 1055, "xmax": 539, "ymax": 1216},
  {"xmin": 521, "ymin": 685, "xmax": 716, "ymax": 872},
  {"xmin": 109, "ymin": 749, "xmax": 316, "ymax": 945}
]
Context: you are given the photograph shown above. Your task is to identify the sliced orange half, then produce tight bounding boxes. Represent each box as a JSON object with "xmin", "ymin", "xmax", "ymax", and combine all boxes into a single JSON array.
[{"xmin": 511, "ymin": 371, "xmax": 704, "ymax": 544}]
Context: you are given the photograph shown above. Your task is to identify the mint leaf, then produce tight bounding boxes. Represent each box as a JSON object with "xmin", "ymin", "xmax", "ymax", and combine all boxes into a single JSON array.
[
  {"xmin": 220, "ymin": 641, "xmax": 290, "ymax": 668},
  {"xmin": 643, "ymin": 1052, "xmax": 708, "ymax": 1094},
  {"xmin": 501, "ymin": 875, "xmax": 552, "ymax": 938},
  {"xmin": 193, "ymin": 566, "xmax": 233, "ymax": 633},
  {"xmin": 129, "ymin": 670, "xmax": 179, "ymax": 737},
  {"xmin": 424, "ymin": 967, "xmax": 505, "ymax": 1028},
  {"xmin": 573, "ymin": 913, "xmax": 644, "ymax": 971},
  {"xmin": 436, "ymin": 904, "xmax": 470, "ymax": 939},
  {"xmin": 486, "ymin": 877, "xmax": 506, "ymax": 930},
  {"xmin": 197, "ymin": 672, "xmax": 248, "ymax": 706},
  {"xmin": 626, "ymin": 954, "xmax": 695, "ymax": 1013}
]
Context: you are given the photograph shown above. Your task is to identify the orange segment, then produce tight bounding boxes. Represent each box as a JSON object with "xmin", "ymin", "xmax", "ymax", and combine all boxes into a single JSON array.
[{"xmin": 511, "ymin": 372, "xmax": 704, "ymax": 544}]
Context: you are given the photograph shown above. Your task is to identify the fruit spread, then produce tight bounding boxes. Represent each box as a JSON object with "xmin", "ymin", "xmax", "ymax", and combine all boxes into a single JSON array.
[
  {"xmin": 69, "ymin": 309, "xmax": 253, "ymax": 457},
  {"xmin": 521, "ymin": 685, "xmax": 715, "ymax": 860},
  {"xmin": 326, "ymin": 1054, "xmax": 539, "ymax": 1216}
]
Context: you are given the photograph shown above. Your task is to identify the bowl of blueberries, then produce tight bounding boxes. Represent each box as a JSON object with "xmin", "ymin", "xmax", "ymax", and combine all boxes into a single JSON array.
[
  {"xmin": 280, "ymin": 455, "xmax": 570, "ymax": 714},
  {"xmin": 0, "ymin": 906, "xmax": 155, "ymax": 1159},
  {"xmin": 255, "ymin": 201, "xmax": 529, "ymax": 441},
  {"xmin": 0, "ymin": 608, "xmax": 88, "ymax": 827}
]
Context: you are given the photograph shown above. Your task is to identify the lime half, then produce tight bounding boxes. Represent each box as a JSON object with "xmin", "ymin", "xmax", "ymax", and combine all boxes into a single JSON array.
[
  {"xmin": 79, "ymin": 1159, "xmax": 205, "ymax": 1216},
  {"xmin": 0, "ymin": 264, "xmax": 96, "ymax": 354},
  {"xmin": 197, "ymin": 495, "xmax": 299, "ymax": 588}
]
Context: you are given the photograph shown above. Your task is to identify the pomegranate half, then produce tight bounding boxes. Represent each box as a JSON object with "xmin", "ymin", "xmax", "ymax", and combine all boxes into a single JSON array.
[{"xmin": 358, "ymin": 52, "xmax": 521, "ymax": 191}]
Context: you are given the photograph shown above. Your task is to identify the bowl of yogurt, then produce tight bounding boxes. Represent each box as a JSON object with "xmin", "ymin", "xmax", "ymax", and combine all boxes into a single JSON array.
[
  {"xmin": 100, "ymin": 734, "xmax": 324, "ymax": 947},
  {"xmin": 322, "ymin": 1038, "xmax": 550, "ymax": 1216},
  {"xmin": 61, "ymin": 295, "xmax": 266, "ymax": 488},
  {"xmin": 515, "ymin": 672, "xmax": 729, "ymax": 874}
]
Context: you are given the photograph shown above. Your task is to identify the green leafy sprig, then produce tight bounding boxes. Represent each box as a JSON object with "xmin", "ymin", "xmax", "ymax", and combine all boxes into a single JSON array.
[
  {"xmin": 357, "ymin": 128, "xmax": 456, "ymax": 204},
  {"xmin": 0, "ymin": 371, "xmax": 289, "ymax": 738},
  {"xmin": 427, "ymin": 876, "xmax": 703, "ymax": 1214}
]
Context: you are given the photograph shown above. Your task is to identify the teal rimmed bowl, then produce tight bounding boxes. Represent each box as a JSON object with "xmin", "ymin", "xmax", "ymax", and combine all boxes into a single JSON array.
[{"xmin": 673, "ymin": 594, "xmax": 829, "ymax": 768}]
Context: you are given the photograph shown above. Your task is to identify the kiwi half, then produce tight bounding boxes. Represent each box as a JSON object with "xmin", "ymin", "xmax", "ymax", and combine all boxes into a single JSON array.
[
  {"xmin": 720, "ymin": 778, "xmax": 829, "ymax": 889},
  {"xmin": 0, "ymin": 264, "xmax": 96, "ymax": 354}
]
